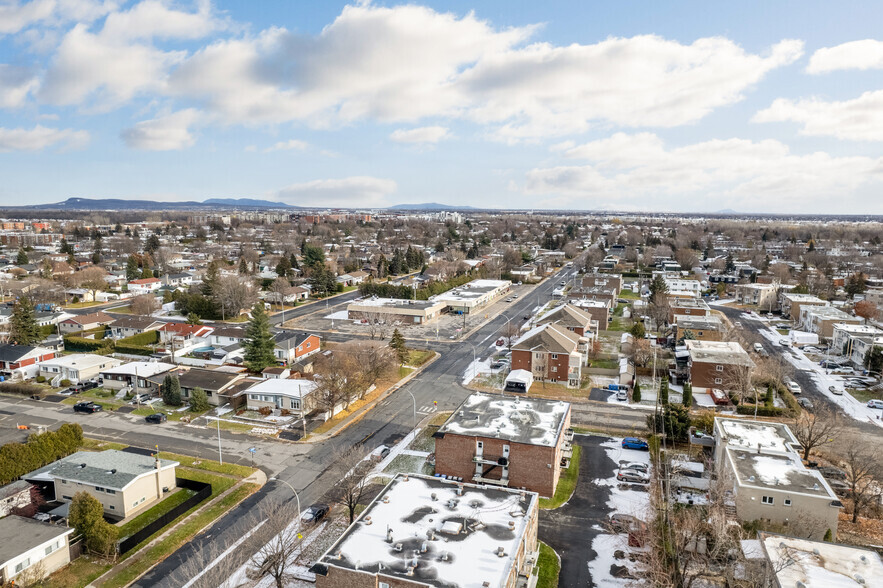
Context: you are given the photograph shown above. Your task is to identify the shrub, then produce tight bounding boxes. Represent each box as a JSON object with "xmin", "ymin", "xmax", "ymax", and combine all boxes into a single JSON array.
[
  {"xmin": 60, "ymin": 379, "xmax": 71, "ymax": 387},
  {"xmin": 0, "ymin": 423, "xmax": 83, "ymax": 485},
  {"xmin": 69, "ymin": 492, "xmax": 119, "ymax": 556},
  {"xmin": 632, "ymin": 381, "xmax": 641, "ymax": 402},
  {"xmin": 118, "ymin": 330, "xmax": 160, "ymax": 346},
  {"xmin": 258, "ymin": 406, "xmax": 272, "ymax": 416},
  {"xmin": 0, "ymin": 382, "xmax": 43, "ymax": 396},
  {"xmin": 161, "ymin": 375, "xmax": 182, "ymax": 407},
  {"xmin": 35, "ymin": 375, "xmax": 46, "ymax": 383},
  {"xmin": 189, "ymin": 387, "xmax": 210, "ymax": 412},
  {"xmin": 735, "ymin": 405, "xmax": 783, "ymax": 417},
  {"xmin": 115, "ymin": 344, "xmax": 154, "ymax": 356}
]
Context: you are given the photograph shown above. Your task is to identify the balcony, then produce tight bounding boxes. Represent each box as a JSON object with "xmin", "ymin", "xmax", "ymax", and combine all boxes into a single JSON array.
[{"xmin": 473, "ymin": 474, "xmax": 509, "ymax": 487}]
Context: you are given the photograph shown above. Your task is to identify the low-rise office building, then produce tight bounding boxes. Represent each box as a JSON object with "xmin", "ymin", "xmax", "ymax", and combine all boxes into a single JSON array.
[
  {"xmin": 713, "ymin": 418, "xmax": 840, "ymax": 540},
  {"xmin": 347, "ymin": 297, "xmax": 447, "ymax": 324},
  {"xmin": 434, "ymin": 393, "xmax": 572, "ymax": 497},
  {"xmin": 313, "ymin": 474, "xmax": 539, "ymax": 588}
]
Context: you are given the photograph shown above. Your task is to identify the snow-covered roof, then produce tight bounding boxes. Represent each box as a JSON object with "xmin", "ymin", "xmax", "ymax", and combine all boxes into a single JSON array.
[
  {"xmin": 714, "ymin": 418, "xmax": 796, "ymax": 454},
  {"xmin": 438, "ymin": 393, "xmax": 570, "ymax": 447},
  {"xmin": 99, "ymin": 361, "xmax": 176, "ymax": 377},
  {"xmin": 39, "ymin": 353, "xmax": 121, "ymax": 371},
  {"xmin": 727, "ymin": 448, "xmax": 836, "ymax": 498},
  {"xmin": 244, "ymin": 378, "xmax": 316, "ymax": 398},
  {"xmin": 315, "ymin": 474, "xmax": 538, "ymax": 588},
  {"xmin": 760, "ymin": 533, "xmax": 883, "ymax": 588}
]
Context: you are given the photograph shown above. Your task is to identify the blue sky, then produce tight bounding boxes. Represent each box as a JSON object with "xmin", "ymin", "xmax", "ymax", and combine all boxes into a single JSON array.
[{"xmin": 1, "ymin": 0, "xmax": 883, "ymax": 213}]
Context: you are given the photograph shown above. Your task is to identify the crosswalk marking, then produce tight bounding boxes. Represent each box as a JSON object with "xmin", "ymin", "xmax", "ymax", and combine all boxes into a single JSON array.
[{"xmin": 417, "ymin": 404, "xmax": 438, "ymax": 415}]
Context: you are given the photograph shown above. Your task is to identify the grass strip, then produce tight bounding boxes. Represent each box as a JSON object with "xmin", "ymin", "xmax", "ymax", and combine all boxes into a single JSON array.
[{"xmin": 539, "ymin": 445, "xmax": 581, "ymax": 509}]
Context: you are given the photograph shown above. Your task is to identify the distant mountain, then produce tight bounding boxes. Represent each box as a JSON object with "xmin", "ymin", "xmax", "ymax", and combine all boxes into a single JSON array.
[
  {"xmin": 389, "ymin": 202, "xmax": 477, "ymax": 211},
  {"xmin": 715, "ymin": 208, "xmax": 740, "ymax": 214},
  {"xmin": 8, "ymin": 197, "xmax": 295, "ymax": 211}
]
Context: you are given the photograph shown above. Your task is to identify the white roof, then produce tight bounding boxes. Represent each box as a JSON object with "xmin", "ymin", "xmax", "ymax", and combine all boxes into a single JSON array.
[
  {"xmin": 40, "ymin": 353, "xmax": 121, "ymax": 370},
  {"xmin": 715, "ymin": 418, "xmax": 796, "ymax": 454},
  {"xmin": 762, "ymin": 534, "xmax": 883, "ymax": 587},
  {"xmin": 100, "ymin": 361, "xmax": 176, "ymax": 377},
  {"xmin": 439, "ymin": 393, "xmax": 569, "ymax": 447},
  {"xmin": 245, "ymin": 378, "xmax": 316, "ymax": 398}
]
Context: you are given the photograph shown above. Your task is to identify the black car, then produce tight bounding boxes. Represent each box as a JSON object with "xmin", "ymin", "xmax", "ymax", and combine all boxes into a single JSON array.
[
  {"xmin": 69, "ymin": 380, "xmax": 98, "ymax": 393},
  {"xmin": 73, "ymin": 402, "xmax": 102, "ymax": 413},
  {"xmin": 301, "ymin": 503, "xmax": 330, "ymax": 523},
  {"xmin": 145, "ymin": 413, "xmax": 168, "ymax": 424}
]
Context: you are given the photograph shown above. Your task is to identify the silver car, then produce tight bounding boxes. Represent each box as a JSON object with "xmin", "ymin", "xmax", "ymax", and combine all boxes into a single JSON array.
[{"xmin": 616, "ymin": 469, "xmax": 649, "ymax": 484}]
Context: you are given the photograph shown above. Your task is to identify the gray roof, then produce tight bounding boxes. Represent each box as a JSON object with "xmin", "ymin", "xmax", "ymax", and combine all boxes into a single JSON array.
[
  {"xmin": 0, "ymin": 479, "xmax": 31, "ymax": 500},
  {"xmin": 0, "ymin": 516, "xmax": 73, "ymax": 566},
  {"xmin": 25, "ymin": 450, "xmax": 178, "ymax": 491},
  {"xmin": 437, "ymin": 393, "xmax": 570, "ymax": 447}
]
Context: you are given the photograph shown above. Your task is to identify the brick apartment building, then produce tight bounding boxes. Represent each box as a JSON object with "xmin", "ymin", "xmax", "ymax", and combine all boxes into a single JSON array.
[
  {"xmin": 686, "ymin": 340, "xmax": 754, "ymax": 393},
  {"xmin": 581, "ymin": 272, "xmax": 622, "ymax": 294},
  {"xmin": 569, "ymin": 298, "xmax": 610, "ymax": 326},
  {"xmin": 433, "ymin": 393, "xmax": 572, "ymax": 497},
  {"xmin": 668, "ymin": 297, "xmax": 711, "ymax": 323},
  {"xmin": 673, "ymin": 315, "xmax": 725, "ymax": 341},
  {"xmin": 511, "ymin": 323, "xmax": 586, "ymax": 387},
  {"xmin": 535, "ymin": 303, "xmax": 598, "ymax": 338}
]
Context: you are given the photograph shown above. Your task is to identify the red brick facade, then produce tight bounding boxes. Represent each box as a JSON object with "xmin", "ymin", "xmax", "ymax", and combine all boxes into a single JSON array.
[{"xmin": 510, "ymin": 349, "xmax": 572, "ymax": 383}]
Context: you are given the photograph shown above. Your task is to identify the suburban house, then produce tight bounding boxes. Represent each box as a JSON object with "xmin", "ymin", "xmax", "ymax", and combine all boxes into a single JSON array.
[
  {"xmin": 99, "ymin": 361, "xmax": 177, "ymax": 394},
  {"xmin": 38, "ymin": 354, "xmax": 122, "ymax": 384},
  {"xmin": 511, "ymin": 323, "xmax": 587, "ymax": 388},
  {"xmin": 0, "ymin": 480, "xmax": 33, "ymax": 517},
  {"xmin": 127, "ymin": 277, "xmax": 162, "ymax": 294},
  {"xmin": 265, "ymin": 285, "xmax": 309, "ymax": 305},
  {"xmin": 674, "ymin": 315, "xmax": 725, "ymax": 342},
  {"xmin": 273, "ymin": 331, "xmax": 322, "ymax": 364},
  {"xmin": 23, "ymin": 449, "xmax": 179, "ymax": 520},
  {"xmin": 753, "ymin": 532, "xmax": 883, "ymax": 587},
  {"xmin": 313, "ymin": 474, "xmax": 539, "ymax": 588},
  {"xmin": 157, "ymin": 367, "xmax": 249, "ymax": 407},
  {"xmin": 662, "ymin": 276, "xmax": 703, "ymax": 298},
  {"xmin": 244, "ymin": 378, "xmax": 317, "ymax": 414},
  {"xmin": 535, "ymin": 303, "xmax": 599, "ymax": 338},
  {"xmin": 208, "ymin": 326, "xmax": 248, "ymax": 347},
  {"xmin": 0, "ymin": 344, "xmax": 58, "ymax": 379},
  {"xmin": 685, "ymin": 340, "xmax": 754, "ymax": 393},
  {"xmin": 434, "ymin": 393, "xmax": 572, "ymax": 497},
  {"xmin": 0, "ymin": 516, "xmax": 75, "ymax": 584},
  {"xmin": 161, "ymin": 272, "xmax": 193, "ymax": 288},
  {"xmin": 158, "ymin": 322, "xmax": 214, "ymax": 348},
  {"xmin": 713, "ymin": 418, "xmax": 841, "ymax": 541},
  {"xmin": 780, "ymin": 293, "xmax": 827, "ymax": 322},
  {"xmin": 346, "ymin": 297, "xmax": 447, "ymax": 325},
  {"xmin": 108, "ymin": 315, "xmax": 166, "ymax": 339},
  {"xmin": 798, "ymin": 305, "xmax": 861, "ymax": 339},
  {"xmin": 58, "ymin": 311, "xmax": 115, "ymax": 334}
]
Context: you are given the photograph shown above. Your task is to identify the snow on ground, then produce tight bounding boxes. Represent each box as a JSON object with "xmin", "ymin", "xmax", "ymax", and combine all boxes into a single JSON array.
[
  {"xmin": 461, "ymin": 356, "xmax": 492, "ymax": 385},
  {"xmin": 756, "ymin": 325, "xmax": 883, "ymax": 428},
  {"xmin": 708, "ymin": 298, "xmax": 734, "ymax": 307},
  {"xmin": 598, "ymin": 439, "xmax": 652, "ymax": 517},
  {"xmin": 323, "ymin": 310, "xmax": 349, "ymax": 320},
  {"xmin": 588, "ymin": 533, "xmax": 647, "ymax": 587},
  {"xmin": 694, "ymin": 393, "xmax": 717, "ymax": 408}
]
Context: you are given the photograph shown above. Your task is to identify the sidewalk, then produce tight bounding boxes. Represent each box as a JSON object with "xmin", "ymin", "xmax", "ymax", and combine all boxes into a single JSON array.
[
  {"xmin": 89, "ymin": 469, "xmax": 267, "ymax": 588},
  {"xmin": 301, "ymin": 352, "xmax": 440, "ymax": 443}
]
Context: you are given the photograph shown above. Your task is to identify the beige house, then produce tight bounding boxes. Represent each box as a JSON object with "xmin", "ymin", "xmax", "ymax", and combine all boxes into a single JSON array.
[
  {"xmin": 780, "ymin": 293, "xmax": 827, "ymax": 322},
  {"xmin": 0, "ymin": 516, "xmax": 74, "ymax": 584},
  {"xmin": 244, "ymin": 378, "xmax": 317, "ymax": 414},
  {"xmin": 713, "ymin": 418, "xmax": 840, "ymax": 541},
  {"xmin": 25, "ymin": 450, "xmax": 179, "ymax": 520}
]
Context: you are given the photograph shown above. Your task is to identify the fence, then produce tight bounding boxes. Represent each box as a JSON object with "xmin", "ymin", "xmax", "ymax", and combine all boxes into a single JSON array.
[{"xmin": 117, "ymin": 477, "xmax": 211, "ymax": 555}]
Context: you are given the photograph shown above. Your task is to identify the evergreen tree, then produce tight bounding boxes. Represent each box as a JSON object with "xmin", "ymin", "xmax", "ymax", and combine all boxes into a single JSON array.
[
  {"xmin": 189, "ymin": 387, "xmax": 210, "ymax": 412},
  {"xmin": 141, "ymin": 267, "xmax": 154, "ymax": 279},
  {"xmin": 15, "ymin": 248, "xmax": 28, "ymax": 265},
  {"xmin": 659, "ymin": 376, "xmax": 669, "ymax": 405},
  {"xmin": 69, "ymin": 492, "xmax": 119, "ymax": 556},
  {"xmin": 9, "ymin": 297, "xmax": 41, "ymax": 346},
  {"xmin": 682, "ymin": 381, "xmax": 692, "ymax": 408},
  {"xmin": 389, "ymin": 329, "xmax": 409, "ymax": 365},
  {"xmin": 145, "ymin": 234, "xmax": 161, "ymax": 254},
  {"xmin": 649, "ymin": 274, "xmax": 668, "ymax": 304},
  {"xmin": 161, "ymin": 375, "xmax": 182, "ymax": 406},
  {"xmin": 239, "ymin": 257, "xmax": 249, "ymax": 275},
  {"xmin": 243, "ymin": 302, "xmax": 276, "ymax": 372},
  {"xmin": 725, "ymin": 252, "xmax": 736, "ymax": 273},
  {"xmin": 289, "ymin": 253, "xmax": 299, "ymax": 270},
  {"xmin": 125, "ymin": 255, "xmax": 139, "ymax": 281},
  {"xmin": 201, "ymin": 261, "xmax": 219, "ymax": 297},
  {"xmin": 632, "ymin": 381, "xmax": 641, "ymax": 402},
  {"xmin": 302, "ymin": 243, "xmax": 325, "ymax": 268},
  {"xmin": 275, "ymin": 255, "xmax": 292, "ymax": 278},
  {"xmin": 629, "ymin": 322, "xmax": 646, "ymax": 339},
  {"xmin": 91, "ymin": 251, "xmax": 101, "ymax": 264},
  {"xmin": 60, "ymin": 237, "xmax": 74, "ymax": 255}
]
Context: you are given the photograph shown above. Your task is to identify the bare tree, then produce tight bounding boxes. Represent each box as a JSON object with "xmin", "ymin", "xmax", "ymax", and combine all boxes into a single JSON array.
[
  {"xmin": 339, "ymin": 340, "xmax": 396, "ymax": 392},
  {"xmin": 248, "ymin": 499, "xmax": 304, "ymax": 588},
  {"xmin": 214, "ymin": 275, "xmax": 258, "ymax": 320},
  {"xmin": 630, "ymin": 338, "xmax": 653, "ymax": 368},
  {"xmin": 841, "ymin": 439, "xmax": 883, "ymax": 524},
  {"xmin": 313, "ymin": 350, "xmax": 363, "ymax": 411},
  {"xmin": 268, "ymin": 277, "xmax": 290, "ymax": 310},
  {"xmin": 792, "ymin": 405, "xmax": 839, "ymax": 461},
  {"xmin": 70, "ymin": 266, "xmax": 107, "ymax": 300},
  {"xmin": 328, "ymin": 446, "xmax": 373, "ymax": 524},
  {"xmin": 130, "ymin": 294, "xmax": 159, "ymax": 316}
]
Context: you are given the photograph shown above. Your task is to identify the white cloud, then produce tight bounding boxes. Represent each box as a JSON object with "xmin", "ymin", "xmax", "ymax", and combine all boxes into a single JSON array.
[
  {"xmin": 0, "ymin": 64, "xmax": 39, "ymax": 108},
  {"xmin": 390, "ymin": 126, "xmax": 450, "ymax": 144},
  {"xmin": 276, "ymin": 176, "xmax": 397, "ymax": 207},
  {"xmin": 0, "ymin": 0, "xmax": 118, "ymax": 35},
  {"xmin": 753, "ymin": 91, "xmax": 883, "ymax": 141},
  {"xmin": 166, "ymin": 5, "xmax": 799, "ymax": 138},
  {"xmin": 265, "ymin": 139, "xmax": 309, "ymax": 152},
  {"xmin": 120, "ymin": 108, "xmax": 200, "ymax": 150},
  {"xmin": 525, "ymin": 132, "xmax": 883, "ymax": 212},
  {"xmin": 0, "ymin": 0, "xmax": 55, "ymax": 35},
  {"xmin": 0, "ymin": 124, "xmax": 89, "ymax": 151},
  {"xmin": 100, "ymin": 0, "xmax": 224, "ymax": 41},
  {"xmin": 40, "ymin": 23, "xmax": 185, "ymax": 107},
  {"xmin": 807, "ymin": 39, "xmax": 883, "ymax": 74}
]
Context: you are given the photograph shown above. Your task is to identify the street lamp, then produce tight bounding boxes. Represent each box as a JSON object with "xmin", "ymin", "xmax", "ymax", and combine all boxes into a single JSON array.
[
  {"xmin": 268, "ymin": 477, "xmax": 302, "ymax": 522},
  {"xmin": 405, "ymin": 390, "xmax": 417, "ymax": 429},
  {"xmin": 215, "ymin": 402, "xmax": 229, "ymax": 465}
]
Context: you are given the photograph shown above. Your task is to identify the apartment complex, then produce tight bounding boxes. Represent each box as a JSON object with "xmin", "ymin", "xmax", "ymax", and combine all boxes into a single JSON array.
[
  {"xmin": 511, "ymin": 323, "xmax": 587, "ymax": 387},
  {"xmin": 686, "ymin": 340, "xmax": 754, "ymax": 393}
]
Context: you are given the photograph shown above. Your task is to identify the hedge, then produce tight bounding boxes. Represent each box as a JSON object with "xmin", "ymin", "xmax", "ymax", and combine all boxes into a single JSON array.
[
  {"xmin": 63, "ymin": 336, "xmax": 111, "ymax": 352},
  {"xmin": 735, "ymin": 405, "xmax": 783, "ymax": 417},
  {"xmin": 119, "ymin": 330, "xmax": 160, "ymax": 346},
  {"xmin": 115, "ymin": 344, "xmax": 154, "ymax": 356},
  {"xmin": 0, "ymin": 382, "xmax": 44, "ymax": 396},
  {"xmin": 64, "ymin": 330, "xmax": 159, "ymax": 355},
  {"xmin": 358, "ymin": 272, "xmax": 477, "ymax": 301},
  {"xmin": 0, "ymin": 423, "xmax": 83, "ymax": 485}
]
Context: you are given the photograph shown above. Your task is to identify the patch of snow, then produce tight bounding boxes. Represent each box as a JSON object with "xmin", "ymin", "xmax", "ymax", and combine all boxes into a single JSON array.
[
  {"xmin": 324, "ymin": 310, "xmax": 350, "ymax": 320},
  {"xmin": 588, "ymin": 533, "xmax": 646, "ymax": 587}
]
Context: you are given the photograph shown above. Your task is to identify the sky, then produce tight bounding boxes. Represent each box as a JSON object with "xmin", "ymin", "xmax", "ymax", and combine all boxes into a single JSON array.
[{"xmin": 1, "ymin": 0, "xmax": 883, "ymax": 213}]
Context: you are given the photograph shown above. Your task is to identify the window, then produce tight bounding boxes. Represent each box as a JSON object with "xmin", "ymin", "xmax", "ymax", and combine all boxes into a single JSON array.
[
  {"xmin": 715, "ymin": 365, "xmax": 724, "ymax": 372},
  {"xmin": 784, "ymin": 499, "xmax": 792, "ymax": 507},
  {"xmin": 15, "ymin": 558, "xmax": 29, "ymax": 573},
  {"xmin": 714, "ymin": 378, "xmax": 722, "ymax": 385},
  {"xmin": 106, "ymin": 489, "xmax": 115, "ymax": 494},
  {"xmin": 761, "ymin": 496, "xmax": 774, "ymax": 505},
  {"xmin": 551, "ymin": 366, "xmax": 557, "ymax": 372},
  {"xmin": 62, "ymin": 495, "xmax": 72, "ymax": 500},
  {"xmin": 380, "ymin": 583, "xmax": 390, "ymax": 588},
  {"xmin": 551, "ymin": 353, "xmax": 558, "ymax": 360},
  {"xmin": 250, "ymin": 394, "xmax": 258, "ymax": 400}
]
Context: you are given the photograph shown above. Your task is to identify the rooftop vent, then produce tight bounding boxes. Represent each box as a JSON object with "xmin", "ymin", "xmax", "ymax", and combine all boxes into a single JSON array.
[
  {"xmin": 394, "ymin": 543, "xmax": 403, "ymax": 552},
  {"xmin": 383, "ymin": 496, "xmax": 390, "ymax": 504},
  {"xmin": 386, "ymin": 528, "xmax": 394, "ymax": 543},
  {"xmin": 855, "ymin": 574, "xmax": 865, "ymax": 585},
  {"xmin": 431, "ymin": 493, "xmax": 437, "ymax": 501},
  {"xmin": 80, "ymin": 463, "xmax": 87, "ymax": 468},
  {"xmin": 403, "ymin": 474, "xmax": 409, "ymax": 482},
  {"xmin": 364, "ymin": 516, "xmax": 372, "ymax": 526},
  {"xmin": 496, "ymin": 547, "xmax": 506, "ymax": 558},
  {"xmin": 420, "ymin": 542, "xmax": 428, "ymax": 553}
]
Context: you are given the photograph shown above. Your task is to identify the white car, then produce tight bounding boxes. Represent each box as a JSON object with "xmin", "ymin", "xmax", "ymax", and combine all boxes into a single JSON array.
[
  {"xmin": 867, "ymin": 399, "xmax": 883, "ymax": 409},
  {"xmin": 616, "ymin": 390, "xmax": 628, "ymax": 401},
  {"xmin": 828, "ymin": 385, "xmax": 844, "ymax": 396},
  {"xmin": 779, "ymin": 339, "xmax": 790, "ymax": 346},
  {"xmin": 786, "ymin": 380, "xmax": 801, "ymax": 395}
]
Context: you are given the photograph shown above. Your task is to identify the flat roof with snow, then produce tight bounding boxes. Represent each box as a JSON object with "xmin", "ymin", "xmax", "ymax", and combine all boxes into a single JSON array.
[
  {"xmin": 727, "ymin": 448, "xmax": 836, "ymax": 498},
  {"xmin": 714, "ymin": 418, "xmax": 796, "ymax": 453},
  {"xmin": 40, "ymin": 353, "xmax": 121, "ymax": 370},
  {"xmin": 760, "ymin": 532, "xmax": 883, "ymax": 588},
  {"xmin": 99, "ymin": 361, "xmax": 176, "ymax": 377},
  {"xmin": 244, "ymin": 378, "xmax": 316, "ymax": 398},
  {"xmin": 438, "ymin": 393, "xmax": 569, "ymax": 447},
  {"xmin": 686, "ymin": 340, "xmax": 754, "ymax": 367},
  {"xmin": 348, "ymin": 297, "xmax": 446, "ymax": 311},
  {"xmin": 314, "ymin": 474, "xmax": 537, "ymax": 588}
]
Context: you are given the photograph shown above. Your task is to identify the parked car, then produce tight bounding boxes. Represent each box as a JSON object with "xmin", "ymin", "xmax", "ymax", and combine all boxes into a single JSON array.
[
  {"xmin": 616, "ymin": 390, "xmax": 628, "ymax": 402},
  {"xmin": 496, "ymin": 338, "xmax": 505, "ymax": 346},
  {"xmin": 833, "ymin": 366, "xmax": 856, "ymax": 375},
  {"xmin": 797, "ymin": 397, "xmax": 814, "ymax": 409},
  {"xmin": 301, "ymin": 503, "xmax": 330, "ymax": 523},
  {"xmin": 609, "ymin": 513, "xmax": 644, "ymax": 533},
  {"xmin": 620, "ymin": 462, "xmax": 649, "ymax": 473},
  {"xmin": 130, "ymin": 393, "xmax": 151, "ymax": 404},
  {"xmin": 867, "ymin": 399, "xmax": 883, "ymax": 409},
  {"xmin": 621, "ymin": 437, "xmax": 649, "ymax": 450},
  {"xmin": 753, "ymin": 343, "xmax": 764, "ymax": 353},
  {"xmin": 371, "ymin": 445, "xmax": 391, "ymax": 461},
  {"xmin": 820, "ymin": 360, "xmax": 841, "ymax": 369},
  {"xmin": 734, "ymin": 321, "xmax": 742, "ymax": 328},
  {"xmin": 828, "ymin": 385, "xmax": 843, "ymax": 395},
  {"xmin": 68, "ymin": 380, "xmax": 99, "ymax": 393},
  {"xmin": 779, "ymin": 339, "xmax": 790, "ymax": 346},
  {"xmin": 73, "ymin": 402, "xmax": 102, "ymax": 413},
  {"xmin": 145, "ymin": 413, "xmax": 168, "ymax": 424},
  {"xmin": 616, "ymin": 470, "xmax": 649, "ymax": 483},
  {"xmin": 786, "ymin": 380, "xmax": 801, "ymax": 394}
]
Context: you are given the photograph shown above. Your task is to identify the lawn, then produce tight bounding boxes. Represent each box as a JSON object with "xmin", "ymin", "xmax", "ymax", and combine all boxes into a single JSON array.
[
  {"xmin": 407, "ymin": 348, "xmax": 434, "ymax": 367},
  {"xmin": 158, "ymin": 451, "xmax": 256, "ymax": 478},
  {"xmin": 619, "ymin": 289, "xmax": 640, "ymax": 300},
  {"xmin": 589, "ymin": 357, "xmax": 620, "ymax": 370},
  {"xmin": 132, "ymin": 403, "xmax": 202, "ymax": 422},
  {"xmin": 410, "ymin": 425, "xmax": 440, "ymax": 452},
  {"xmin": 848, "ymin": 388, "xmax": 883, "ymax": 403},
  {"xmin": 383, "ymin": 453, "xmax": 433, "ymax": 477},
  {"xmin": 539, "ymin": 445, "xmax": 581, "ymax": 509},
  {"xmin": 62, "ymin": 388, "xmax": 128, "ymax": 411},
  {"xmin": 65, "ymin": 301, "xmax": 105, "ymax": 309},
  {"xmin": 118, "ymin": 487, "xmax": 197, "ymax": 538},
  {"xmin": 534, "ymin": 541, "xmax": 561, "ymax": 588},
  {"xmin": 80, "ymin": 438, "xmax": 128, "ymax": 451}
]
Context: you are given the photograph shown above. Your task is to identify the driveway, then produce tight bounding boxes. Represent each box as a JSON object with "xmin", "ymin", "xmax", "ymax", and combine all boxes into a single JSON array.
[{"xmin": 539, "ymin": 435, "xmax": 616, "ymax": 587}]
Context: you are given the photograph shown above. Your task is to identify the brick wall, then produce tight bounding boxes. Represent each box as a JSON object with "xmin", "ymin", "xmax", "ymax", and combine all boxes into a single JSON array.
[{"xmin": 511, "ymin": 349, "xmax": 532, "ymax": 372}]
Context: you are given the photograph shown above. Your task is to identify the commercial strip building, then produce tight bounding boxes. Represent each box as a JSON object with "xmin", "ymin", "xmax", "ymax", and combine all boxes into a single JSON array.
[
  {"xmin": 313, "ymin": 473, "xmax": 539, "ymax": 588},
  {"xmin": 434, "ymin": 393, "xmax": 572, "ymax": 497},
  {"xmin": 432, "ymin": 279, "xmax": 512, "ymax": 314},
  {"xmin": 713, "ymin": 418, "xmax": 840, "ymax": 541},
  {"xmin": 347, "ymin": 297, "xmax": 447, "ymax": 324},
  {"xmin": 23, "ymin": 449, "xmax": 179, "ymax": 520}
]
